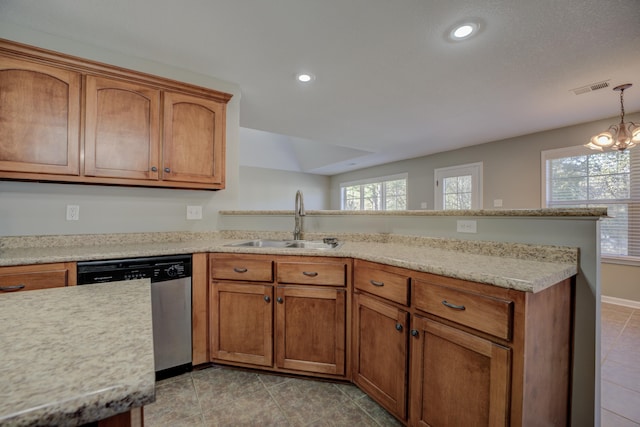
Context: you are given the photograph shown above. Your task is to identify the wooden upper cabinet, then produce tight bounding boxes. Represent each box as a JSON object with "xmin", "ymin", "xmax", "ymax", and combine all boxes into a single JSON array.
[
  {"xmin": 0, "ymin": 39, "xmax": 231, "ymax": 190},
  {"xmin": 0, "ymin": 56, "xmax": 80, "ymax": 175},
  {"xmin": 84, "ymin": 76, "xmax": 160, "ymax": 180},
  {"xmin": 162, "ymin": 92, "xmax": 226, "ymax": 187}
]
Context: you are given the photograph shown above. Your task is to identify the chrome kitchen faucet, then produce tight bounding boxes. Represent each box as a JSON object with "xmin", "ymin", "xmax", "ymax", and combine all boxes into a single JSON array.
[{"xmin": 294, "ymin": 190, "xmax": 305, "ymax": 240}]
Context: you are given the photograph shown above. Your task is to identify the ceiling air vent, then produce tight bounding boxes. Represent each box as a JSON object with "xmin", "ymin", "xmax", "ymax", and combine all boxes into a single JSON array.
[{"xmin": 571, "ymin": 80, "xmax": 610, "ymax": 95}]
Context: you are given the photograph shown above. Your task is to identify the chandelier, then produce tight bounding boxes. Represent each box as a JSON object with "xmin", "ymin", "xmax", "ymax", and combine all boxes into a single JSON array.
[{"xmin": 586, "ymin": 83, "xmax": 640, "ymax": 151}]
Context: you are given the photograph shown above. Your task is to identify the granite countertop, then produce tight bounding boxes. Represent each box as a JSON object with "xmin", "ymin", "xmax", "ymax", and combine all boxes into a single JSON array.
[
  {"xmin": 0, "ymin": 231, "xmax": 578, "ymax": 293},
  {"xmin": 219, "ymin": 207, "xmax": 608, "ymax": 217},
  {"xmin": 0, "ymin": 279, "xmax": 155, "ymax": 426}
]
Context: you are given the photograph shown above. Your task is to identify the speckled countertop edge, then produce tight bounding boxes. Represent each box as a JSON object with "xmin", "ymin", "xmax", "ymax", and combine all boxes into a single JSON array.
[
  {"xmin": 219, "ymin": 207, "xmax": 608, "ymax": 217},
  {"xmin": 0, "ymin": 231, "xmax": 578, "ymax": 293},
  {"xmin": 0, "ymin": 279, "xmax": 155, "ymax": 426}
]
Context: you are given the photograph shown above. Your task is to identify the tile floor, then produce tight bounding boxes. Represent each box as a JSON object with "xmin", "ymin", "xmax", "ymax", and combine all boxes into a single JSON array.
[
  {"xmin": 145, "ymin": 302, "xmax": 640, "ymax": 427},
  {"xmin": 601, "ymin": 302, "xmax": 640, "ymax": 426},
  {"xmin": 144, "ymin": 365, "xmax": 402, "ymax": 426}
]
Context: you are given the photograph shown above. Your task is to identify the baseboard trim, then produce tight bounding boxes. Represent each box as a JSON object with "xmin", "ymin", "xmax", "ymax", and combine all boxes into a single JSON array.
[{"xmin": 601, "ymin": 295, "xmax": 640, "ymax": 309}]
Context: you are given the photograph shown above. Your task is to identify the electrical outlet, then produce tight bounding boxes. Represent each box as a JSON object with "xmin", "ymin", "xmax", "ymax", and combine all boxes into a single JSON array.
[
  {"xmin": 66, "ymin": 205, "xmax": 80, "ymax": 221},
  {"xmin": 493, "ymin": 199, "xmax": 503, "ymax": 208},
  {"xmin": 186, "ymin": 205, "xmax": 203, "ymax": 220},
  {"xmin": 456, "ymin": 220, "xmax": 477, "ymax": 233},
  {"xmin": 420, "ymin": 202, "xmax": 428, "ymax": 209}
]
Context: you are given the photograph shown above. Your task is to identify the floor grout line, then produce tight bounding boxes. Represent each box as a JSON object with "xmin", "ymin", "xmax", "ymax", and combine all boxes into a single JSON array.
[{"xmin": 601, "ymin": 307, "xmax": 634, "ymax": 365}]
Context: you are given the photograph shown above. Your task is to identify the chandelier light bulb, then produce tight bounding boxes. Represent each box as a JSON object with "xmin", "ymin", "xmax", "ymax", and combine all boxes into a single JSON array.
[{"xmin": 586, "ymin": 83, "xmax": 639, "ymax": 151}]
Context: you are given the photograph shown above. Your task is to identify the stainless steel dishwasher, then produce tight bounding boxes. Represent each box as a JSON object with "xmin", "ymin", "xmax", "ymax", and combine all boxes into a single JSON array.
[{"xmin": 77, "ymin": 254, "xmax": 192, "ymax": 379}]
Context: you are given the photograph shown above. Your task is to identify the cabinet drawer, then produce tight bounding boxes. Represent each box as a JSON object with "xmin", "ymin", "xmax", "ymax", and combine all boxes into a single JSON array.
[
  {"xmin": 277, "ymin": 261, "xmax": 346, "ymax": 286},
  {"xmin": 354, "ymin": 266, "xmax": 410, "ymax": 306},
  {"xmin": 210, "ymin": 254, "xmax": 273, "ymax": 282},
  {"xmin": 414, "ymin": 279, "xmax": 513, "ymax": 340},
  {"xmin": 0, "ymin": 263, "xmax": 73, "ymax": 293}
]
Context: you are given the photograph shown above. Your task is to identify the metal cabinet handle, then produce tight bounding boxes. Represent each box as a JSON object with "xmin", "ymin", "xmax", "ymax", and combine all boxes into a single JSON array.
[
  {"xmin": 395, "ymin": 323, "xmax": 403, "ymax": 332},
  {"xmin": 303, "ymin": 271, "xmax": 318, "ymax": 277},
  {"xmin": 233, "ymin": 267, "xmax": 248, "ymax": 273},
  {"xmin": 442, "ymin": 300, "xmax": 466, "ymax": 311},
  {"xmin": 277, "ymin": 297, "xmax": 284, "ymax": 304},
  {"xmin": 0, "ymin": 284, "xmax": 26, "ymax": 292},
  {"xmin": 410, "ymin": 329, "xmax": 419, "ymax": 337},
  {"xmin": 151, "ymin": 166, "xmax": 158, "ymax": 172},
  {"xmin": 264, "ymin": 295, "xmax": 271, "ymax": 303},
  {"xmin": 164, "ymin": 167, "xmax": 171, "ymax": 173},
  {"xmin": 370, "ymin": 280, "xmax": 384, "ymax": 287}
]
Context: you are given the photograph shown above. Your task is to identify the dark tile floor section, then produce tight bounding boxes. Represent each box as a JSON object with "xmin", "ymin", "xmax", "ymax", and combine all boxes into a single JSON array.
[
  {"xmin": 144, "ymin": 366, "xmax": 403, "ymax": 426},
  {"xmin": 145, "ymin": 302, "xmax": 639, "ymax": 426},
  {"xmin": 601, "ymin": 303, "xmax": 640, "ymax": 427}
]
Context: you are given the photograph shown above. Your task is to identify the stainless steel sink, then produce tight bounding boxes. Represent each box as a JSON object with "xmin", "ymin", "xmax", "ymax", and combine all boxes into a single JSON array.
[
  {"xmin": 227, "ymin": 240, "xmax": 291, "ymax": 248},
  {"xmin": 226, "ymin": 239, "xmax": 342, "ymax": 250}
]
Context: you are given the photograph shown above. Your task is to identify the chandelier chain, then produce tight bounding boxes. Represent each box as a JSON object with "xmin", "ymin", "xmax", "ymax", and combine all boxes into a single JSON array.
[{"xmin": 620, "ymin": 88, "xmax": 626, "ymax": 122}]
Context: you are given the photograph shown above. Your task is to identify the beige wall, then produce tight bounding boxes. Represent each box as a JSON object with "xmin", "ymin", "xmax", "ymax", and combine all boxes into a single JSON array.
[
  {"xmin": 238, "ymin": 166, "xmax": 330, "ymax": 210},
  {"xmin": 330, "ymin": 113, "xmax": 640, "ymax": 303},
  {"xmin": 602, "ymin": 263, "xmax": 640, "ymax": 302}
]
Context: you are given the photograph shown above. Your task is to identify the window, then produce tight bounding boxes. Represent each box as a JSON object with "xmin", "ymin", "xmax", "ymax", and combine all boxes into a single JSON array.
[
  {"xmin": 542, "ymin": 146, "xmax": 640, "ymax": 260},
  {"xmin": 434, "ymin": 162, "xmax": 483, "ymax": 210},
  {"xmin": 341, "ymin": 174, "xmax": 407, "ymax": 211}
]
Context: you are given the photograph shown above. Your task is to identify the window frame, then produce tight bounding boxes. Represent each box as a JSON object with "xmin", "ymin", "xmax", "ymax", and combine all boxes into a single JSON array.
[
  {"xmin": 541, "ymin": 145, "xmax": 640, "ymax": 266},
  {"xmin": 340, "ymin": 173, "xmax": 408, "ymax": 211},
  {"xmin": 434, "ymin": 162, "xmax": 483, "ymax": 210}
]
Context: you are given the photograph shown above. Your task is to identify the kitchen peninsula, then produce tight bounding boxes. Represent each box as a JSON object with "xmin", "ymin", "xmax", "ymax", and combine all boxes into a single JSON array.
[
  {"xmin": 0, "ymin": 208, "xmax": 605, "ymax": 426},
  {"xmin": 0, "ymin": 279, "xmax": 155, "ymax": 426}
]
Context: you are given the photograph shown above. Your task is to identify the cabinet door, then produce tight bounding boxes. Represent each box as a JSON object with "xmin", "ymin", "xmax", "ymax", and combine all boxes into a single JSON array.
[
  {"xmin": 275, "ymin": 285, "xmax": 346, "ymax": 376},
  {"xmin": 84, "ymin": 76, "xmax": 160, "ymax": 179},
  {"xmin": 210, "ymin": 282, "xmax": 273, "ymax": 367},
  {"xmin": 410, "ymin": 316, "xmax": 511, "ymax": 427},
  {"xmin": 0, "ymin": 57, "xmax": 80, "ymax": 175},
  {"xmin": 162, "ymin": 92, "xmax": 225, "ymax": 187},
  {"xmin": 353, "ymin": 292, "xmax": 408, "ymax": 420}
]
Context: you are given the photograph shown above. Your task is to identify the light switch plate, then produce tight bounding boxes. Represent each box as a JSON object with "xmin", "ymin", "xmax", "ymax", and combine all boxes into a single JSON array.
[
  {"xmin": 456, "ymin": 220, "xmax": 477, "ymax": 233},
  {"xmin": 186, "ymin": 205, "xmax": 203, "ymax": 220}
]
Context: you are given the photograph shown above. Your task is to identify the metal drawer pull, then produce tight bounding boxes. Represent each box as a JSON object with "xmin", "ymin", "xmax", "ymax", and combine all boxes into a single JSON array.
[
  {"xmin": 370, "ymin": 280, "xmax": 384, "ymax": 287},
  {"xmin": 164, "ymin": 167, "xmax": 171, "ymax": 173},
  {"xmin": 442, "ymin": 300, "xmax": 466, "ymax": 311},
  {"xmin": 264, "ymin": 295, "xmax": 271, "ymax": 303},
  {"xmin": 302, "ymin": 271, "xmax": 318, "ymax": 277},
  {"xmin": 233, "ymin": 267, "xmax": 248, "ymax": 273},
  {"xmin": 0, "ymin": 284, "xmax": 26, "ymax": 291},
  {"xmin": 151, "ymin": 166, "xmax": 158, "ymax": 172},
  {"xmin": 411, "ymin": 329, "xmax": 419, "ymax": 337},
  {"xmin": 395, "ymin": 323, "xmax": 403, "ymax": 332},
  {"xmin": 277, "ymin": 297, "xmax": 284, "ymax": 304}
]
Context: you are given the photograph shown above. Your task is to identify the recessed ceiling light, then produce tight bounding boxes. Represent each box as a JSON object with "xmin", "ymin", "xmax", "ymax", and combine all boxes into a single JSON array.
[
  {"xmin": 449, "ymin": 22, "xmax": 479, "ymax": 41},
  {"xmin": 296, "ymin": 73, "xmax": 315, "ymax": 83}
]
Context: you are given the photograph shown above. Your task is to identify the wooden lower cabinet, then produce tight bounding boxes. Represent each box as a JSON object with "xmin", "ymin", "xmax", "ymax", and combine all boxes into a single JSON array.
[
  {"xmin": 0, "ymin": 262, "xmax": 76, "ymax": 293},
  {"xmin": 210, "ymin": 281, "xmax": 273, "ymax": 367},
  {"xmin": 209, "ymin": 254, "xmax": 350, "ymax": 379},
  {"xmin": 207, "ymin": 255, "xmax": 572, "ymax": 425},
  {"xmin": 352, "ymin": 292, "xmax": 408, "ymax": 421},
  {"xmin": 276, "ymin": 285, "xmax": 346, "ymax": 375},
  {"xmin": 409, "ymin": 316, "xmax": 511, "ymax": 427}
]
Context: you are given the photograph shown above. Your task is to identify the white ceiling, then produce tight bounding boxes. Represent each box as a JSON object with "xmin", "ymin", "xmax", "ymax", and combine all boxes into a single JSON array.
[{"xmin": 2, "ymin": 0, "xmax": 640, "ymax": 175}]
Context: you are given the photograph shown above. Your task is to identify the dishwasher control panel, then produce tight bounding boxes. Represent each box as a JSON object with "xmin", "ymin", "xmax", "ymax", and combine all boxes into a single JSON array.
[{"xmin": 77, "ymin": 255, "xmax": 192, "ymax": 284}]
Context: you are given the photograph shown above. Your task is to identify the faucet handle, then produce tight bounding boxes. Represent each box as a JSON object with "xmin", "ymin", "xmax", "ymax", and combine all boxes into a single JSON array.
[{"xmin": 323, "ymin": 237, "xmax": 338, "ymax": 247}]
